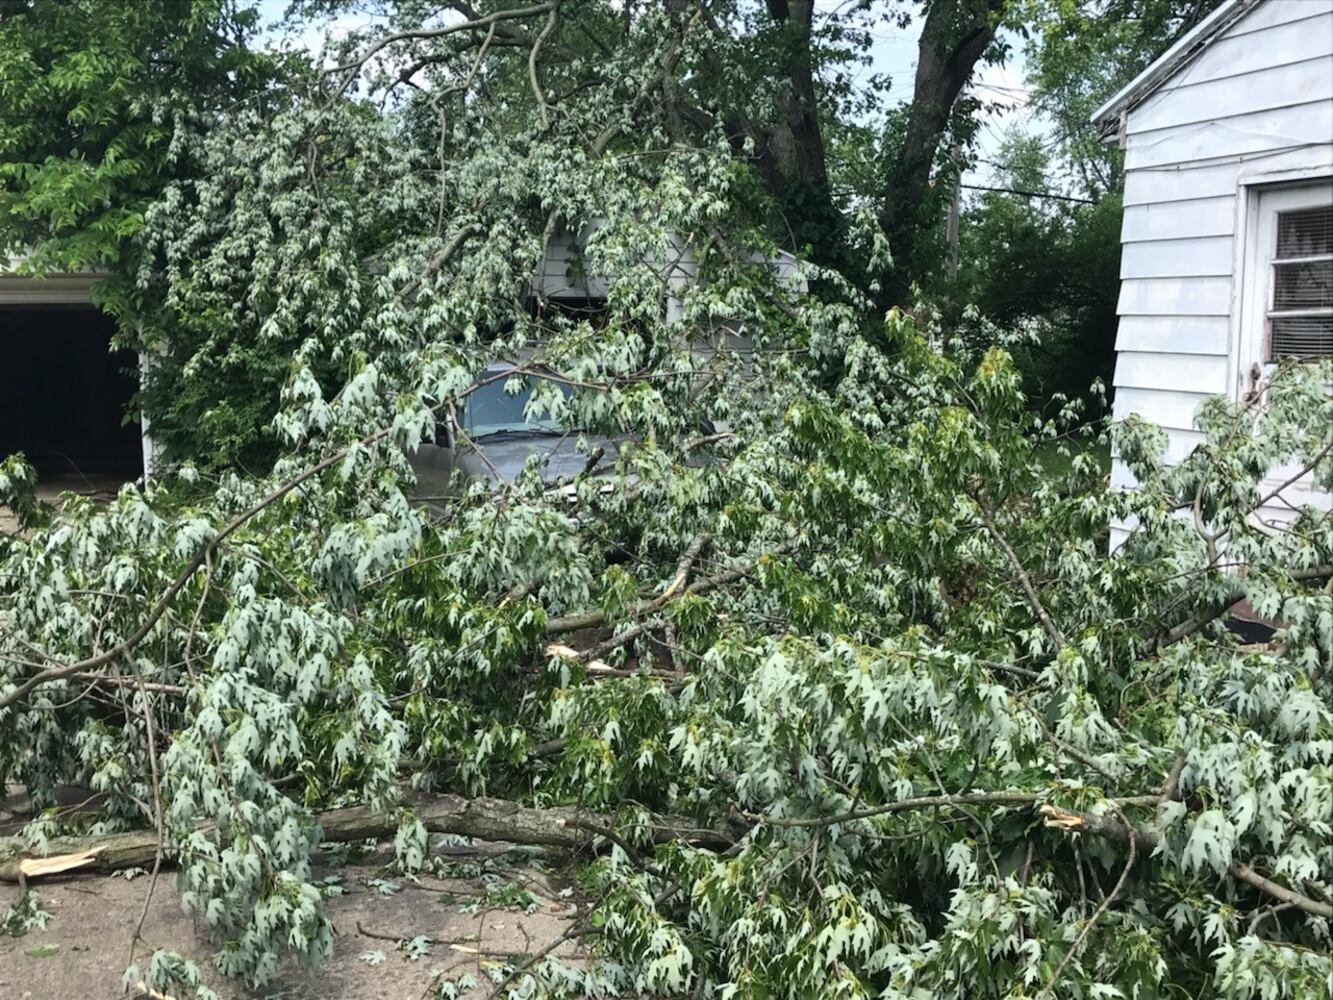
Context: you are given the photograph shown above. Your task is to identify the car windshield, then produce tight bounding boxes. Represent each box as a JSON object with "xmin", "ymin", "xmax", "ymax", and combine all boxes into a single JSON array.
[{"xmin": 462, "ymin": 374, "xmax": 570, "ymax": 438}]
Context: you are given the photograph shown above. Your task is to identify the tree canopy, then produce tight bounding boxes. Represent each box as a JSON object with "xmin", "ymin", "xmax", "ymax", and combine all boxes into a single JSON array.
[{"xmin": 0, "ymin": 2, "xmax": 1330, "ymax": 999}]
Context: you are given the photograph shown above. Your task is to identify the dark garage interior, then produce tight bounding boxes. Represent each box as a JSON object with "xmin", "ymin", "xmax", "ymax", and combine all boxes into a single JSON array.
[{"xmin": 0, "ymin": 307, "xmax": 142, "ymax": 479}]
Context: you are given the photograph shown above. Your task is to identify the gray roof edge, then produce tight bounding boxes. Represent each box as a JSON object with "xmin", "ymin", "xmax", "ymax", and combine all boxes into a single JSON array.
[{"xmin": 1089, "ymin": 0, "xmax": 1258, "ymax": 131}]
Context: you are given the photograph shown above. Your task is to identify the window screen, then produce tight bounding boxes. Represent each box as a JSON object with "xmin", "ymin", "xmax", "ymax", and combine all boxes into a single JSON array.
[{"xmin": 1269, "ymin": 204, "xmax": 1333, "ymax": 360}]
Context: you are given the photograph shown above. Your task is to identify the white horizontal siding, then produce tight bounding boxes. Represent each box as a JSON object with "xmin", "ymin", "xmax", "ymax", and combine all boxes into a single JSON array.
[
  {"xmin": 1129, "ymin": 57, "xmax": 1333, "ymax": 134},
  {"xmin": 1113, "ymin": 386, "xmax": 1211, "ymax": 431},
  {"xmin": 1169, "ymin": 10, "xmax": 1333, "ymax": 88},
  {"xmin": 1119, "ymin": 236, "xmax": 1233, "ymax": 278},
  {"xmin": 1116, "ymin": 277, "xmax": 1233, "ymax": 317},
  {"xmin": 1113, "ymin": 316, "xmax": 1231, "ymax": 355},
  {"xmin": 1122, "ymin": 144, "xmax": 1333, "ymax": 205},
  {"xmin": 535, "ymin": 231, "xmax": 610, "ymax": 298},
  {"xmin": 1125, "ymin": 102, "xmax": 1333, "ymax": 170},
  {"xmin": 1110, "ymin": 463, "xmax": 1139, "ymax": 490},
  {"xmin": 1224, "ymin": 0, "xmax": 1333, "ymax": 38},
  {"xmin": 1114, "ymin": 351, "xmax": 1230, "ymax": 395},
  {"xmin": 1111, "ymin": 0, "xmax": 1333, "ymax": 520},
  {"xmin": 1262, "ymin": 480, "xmax": 1333, "ymax": 515},
  {"xmin": 1106, "ymin": 428, "xmax": 1203, "ymax": 466},
  {"xmin": 1121, "ymin": 197, "xmax": 1235, "ymax": 242},
  {"xmin": 1123, "ymin": 161, "xmax": 1247, "ymax": 205},
  {"xmin": 1160, "ymin": 428, "xmax": 1207, "ymax": 464}
]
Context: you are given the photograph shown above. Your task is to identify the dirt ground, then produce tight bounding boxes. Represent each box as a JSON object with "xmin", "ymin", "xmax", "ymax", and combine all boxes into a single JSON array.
[
  {"xmin": 0, "ymin": 472, "xmax": 129, "ymax": 535},
  {"xmin": 0, "ymin": 850, "xmax": 583, "ymax": 1000}
]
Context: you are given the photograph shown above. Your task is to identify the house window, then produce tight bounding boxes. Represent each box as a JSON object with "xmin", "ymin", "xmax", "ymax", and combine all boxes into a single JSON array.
[
  {"xmin": 1268, "ymin": 205, "xmax": 1332, "ymax": 360},
  {"xmin": 1250, "ymin": 186, "xmax": 1333, "ymax": 363}
]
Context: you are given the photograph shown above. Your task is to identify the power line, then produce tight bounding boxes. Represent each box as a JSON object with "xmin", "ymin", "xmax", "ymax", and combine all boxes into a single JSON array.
[{"xmin": 960, "ymin": 183, "xmax": 1095, "ymax": 204}]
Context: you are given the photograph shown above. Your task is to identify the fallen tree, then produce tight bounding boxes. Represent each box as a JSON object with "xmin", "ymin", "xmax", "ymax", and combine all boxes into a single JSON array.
[
  {"xmin": 9, "ymin": 786, "xmax": 1330, "ymax": 927},
  {"xmin": 0, "ymin": 792, "xmax": 738, "ymax": 883},
  {"xmin": 3, "ymin": 335, "xmax": 1330, "ymax": 1000},
  {"xmin": 1, "ymin": 3, "xmax": 1331, "ymax": 999}
]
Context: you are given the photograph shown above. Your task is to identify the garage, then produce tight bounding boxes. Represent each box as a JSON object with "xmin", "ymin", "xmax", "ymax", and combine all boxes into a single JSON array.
[{"xmin": 0, "ymin": 305, "xmax": 142, "ymax": 484}]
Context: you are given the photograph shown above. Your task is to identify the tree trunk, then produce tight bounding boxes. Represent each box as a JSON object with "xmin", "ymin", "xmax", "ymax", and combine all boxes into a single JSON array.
[
  {"xmin": 0, "ymin": 792, "xmax": 737, "ymax": 883},
  {"xmin": 671, "ymin": 0, "xmax": 841, "ymax": 267},
  {"xmin": 879, "ymin": 0, "xmax": 1006, "ymax": 307},
  {"xmin": 760, "ymin": 0, "xmax": 843, "ymax": 267}
]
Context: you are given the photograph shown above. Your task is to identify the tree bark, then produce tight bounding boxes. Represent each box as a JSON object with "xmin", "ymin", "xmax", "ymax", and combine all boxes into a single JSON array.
[
  {"xmin": 759, "ymin": 0, "xmax": 843, "ymax": 266},
  {"xmin": 762, "ymin": 1, "xmax": 830, "ymax": 196},
  {"xmin": 879, "ymin": 0, "xmax": 1006, "ymax": 307},
  {"xmin": 670, "ymin": 0, "xmax": 842, "ymax": 266},
  {"xmin": 0, "ymin": 792, "xmax": 737, "ymax": 883}
]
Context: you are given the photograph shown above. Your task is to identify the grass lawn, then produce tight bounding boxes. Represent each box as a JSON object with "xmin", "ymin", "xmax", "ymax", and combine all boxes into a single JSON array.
[{"xmin": 1035, "ymin": 437, "xmax": 1112, "ymax": 478}]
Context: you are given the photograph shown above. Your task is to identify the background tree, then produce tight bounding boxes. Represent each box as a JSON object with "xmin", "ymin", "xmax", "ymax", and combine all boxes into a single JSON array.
[
  {"xmin": 923, "ymin": 133, "xmax": 1121, "ymax": 409},
  {"xmin": 1023, "ymin": 0, "xmax": 1227, "ymax": 197},
  {"xmin": 908, "ymin": 0, "xmax": 1229, "ymax": 410},
  {"xmin": 0, "ymin": 0, "xmax": 284, "ymax": 274}
]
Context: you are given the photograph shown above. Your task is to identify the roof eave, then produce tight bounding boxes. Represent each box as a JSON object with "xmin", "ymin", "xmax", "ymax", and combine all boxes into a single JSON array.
[{"xmin": 1089, "ymin": 0, "xmax": 1256, "ymax": 129}]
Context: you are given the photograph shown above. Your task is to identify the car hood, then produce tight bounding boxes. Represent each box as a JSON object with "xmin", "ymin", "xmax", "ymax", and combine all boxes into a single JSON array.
[{"xmin": 460, "ymin": 432, "xmax": 623, "ymax": 484}]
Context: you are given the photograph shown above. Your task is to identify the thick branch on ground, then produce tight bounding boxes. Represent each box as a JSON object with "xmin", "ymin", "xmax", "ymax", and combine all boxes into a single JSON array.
[
  {"xmin": 1040, "ymin": 804, "xmax": 1333, "ymax": 920},
  {"xmin": 0, "ymin": 792, "xmax": 735, "ymax": 883},
  {"xmin": 544, "ymin": 538, "xmax": 783, "ymax": 635},
  {"xmin": 744, "ymin": 790, "xmax": 1043, "ymax": 827}
]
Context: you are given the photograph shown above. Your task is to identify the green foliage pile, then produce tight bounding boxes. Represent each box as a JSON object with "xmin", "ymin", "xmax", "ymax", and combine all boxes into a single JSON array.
[{"xmin": 0, "ymin": 3, "xmax": 1330, "ymax": 999}]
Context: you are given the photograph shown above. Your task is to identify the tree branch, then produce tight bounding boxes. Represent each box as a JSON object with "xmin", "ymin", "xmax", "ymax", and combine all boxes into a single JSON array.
[
  {"xmin": 328, "ymin": 3, "xmax": 556, "ymax": 78},
  {"xmin": 589, "ymin": 6, "xmax": 701, "ymax": 158},
  {"xmin": 1040, "ymin": 805, "xmax": 1333, "ymax": 920},
  {"xmin": 543, "ymin": 539, "xmax": 787, "ymax": 635},
  {"xmin": 528, "ymin": 3, "xmax": 561, "ymax": 129},
  {"xmin": 0, "ymin": 367, "xmax": 515, "ymax": 711},
  {"xmin": 981, "ymin": 510, "xmax": 1068, "ymax": 647},
  {"xmin": 1150, "ymin": 564, "xmax": 1332, "ymax": 654},
  {"xmin": 1036, "ymin": 807, "xmax": 1136, "ymax": 998},
  {"xmin": 0, "ymin": 792, "xmax": 736, "ymax": 882},
  {"xmin": 743, "ymin": 790, "xmax": 1042, "ymax": 827}
]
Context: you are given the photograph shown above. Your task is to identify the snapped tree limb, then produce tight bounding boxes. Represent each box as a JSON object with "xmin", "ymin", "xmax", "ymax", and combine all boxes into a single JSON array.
[
  {"xmin": 1040, "ymin": 804, "xmax": 1333, "ymax": 920},
  {"xmin": 0, "ymin": 792, "xmax": 737, "ymax": 883}
]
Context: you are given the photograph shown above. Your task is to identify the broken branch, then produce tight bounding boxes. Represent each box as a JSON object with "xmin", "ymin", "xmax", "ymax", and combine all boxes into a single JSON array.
[
  {"xmin": 1040, "ymin": 805, "xmax": 1333, "ymax": 920},
  {"xmin": 0, "ymin": 792, "xmax": 736, "ymax": 883}
]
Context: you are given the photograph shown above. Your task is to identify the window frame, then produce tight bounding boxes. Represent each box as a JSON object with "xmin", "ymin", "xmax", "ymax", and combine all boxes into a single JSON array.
[{"xmin": 1237, "ymin": 179, "xmax": 1333, "ymax": 391}]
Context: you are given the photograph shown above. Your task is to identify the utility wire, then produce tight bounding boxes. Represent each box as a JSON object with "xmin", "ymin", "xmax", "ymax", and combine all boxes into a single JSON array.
[{"xmin": 960, "ymin": 183, "xmax": 1096, "ymax": 205}]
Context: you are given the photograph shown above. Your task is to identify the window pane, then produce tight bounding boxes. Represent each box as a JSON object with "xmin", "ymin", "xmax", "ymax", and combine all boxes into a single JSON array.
[
  {"xmin": 1276, "ymin": 205, "xmax": 1333, "ymax": 259},
  {"xmin": 1270, "ymin": 315, "xmax": 1333, "ymax": 360},
  {"xmin": 1272, "ymin": 259, "xmax": 1332, "ymax": 310}
]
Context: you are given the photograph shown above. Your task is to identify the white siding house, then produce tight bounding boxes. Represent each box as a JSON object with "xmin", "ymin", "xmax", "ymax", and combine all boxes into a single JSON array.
[{"xmin": 1092, "ymin": 0, "xmax": 1333, "ymax": 544}]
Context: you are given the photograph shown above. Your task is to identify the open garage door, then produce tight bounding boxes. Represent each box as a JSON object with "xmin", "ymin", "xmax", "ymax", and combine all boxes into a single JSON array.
[{"xmin": 0, "ymin": 307, "xmax": 142, "ymax": 480}]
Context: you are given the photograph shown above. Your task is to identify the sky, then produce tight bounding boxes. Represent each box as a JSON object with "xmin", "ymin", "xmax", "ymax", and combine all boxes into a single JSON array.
[
  {"xmin": 254, "ymin": 0, "xmax": 1045, "ymax": 187},
  {"xmin": 829, "ymin": 8, "xmax": 1044, "ymax": 187}
]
